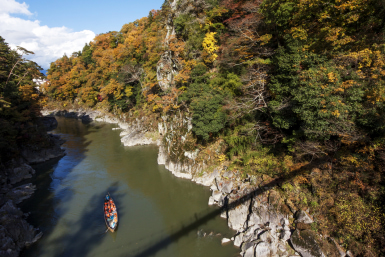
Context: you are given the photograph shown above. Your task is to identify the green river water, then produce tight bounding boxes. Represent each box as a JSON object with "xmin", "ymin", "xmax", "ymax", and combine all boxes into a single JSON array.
[{"xmin": 20, "ymin": 117, "xmax": 240, "ymax": 257}]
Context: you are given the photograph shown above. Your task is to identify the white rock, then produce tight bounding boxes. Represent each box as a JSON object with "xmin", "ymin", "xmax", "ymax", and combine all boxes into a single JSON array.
[
  {"xmin": 281, "ymin": 229, "xmax": 291, "ymax": 241},
  {"xmin": 281, "ymin": 218, "xmax": 289, "ymax": 226},
  {"xmin": 255, "ymin": 242, "xmax": 271, "ymax": 257},
  {"xmin": 228, "ymin": 199, "xmax": 251, "ymax": 232},
  {"xmin": 295, "ymin": 210, "xmax": 313, "ymax": 224},
  {"xmin": 244, "ymin": 245, "xmax": 254, "ymax": 257},
  {"xmin": 212, "ymin": 190, "xmax": 222, "ymax": 202},
  {"xmin": 259, "ymin": 230, "xmax": 271, "ymax": 242},
  {"xmin": 184, "ymin": 150, "xmax": 199, "ymax": 160},
  {"xmin": 234, "ymin": 233, "xmax": 244, "ymax": 247},
  {"xmin": 221, "ymin": 238, "xmax": 231, "ymax": 244}
]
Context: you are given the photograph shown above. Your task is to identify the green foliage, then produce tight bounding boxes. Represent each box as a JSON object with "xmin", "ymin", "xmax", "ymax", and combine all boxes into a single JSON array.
[
  {"xmin": 0, "ymin": 36, "xmax": 46, "ymax": 163},
  {"xmin": 81, "ymin": 43, "xmax": 94, "ymax": 67},
  {"xmin": 210, "ymin": 72, "xmax": 242, "ymax": 96},
  {"xmin": 180, "ymin": 64, "xmax": 226, "ymax": 141},
  {"xmin": 224, "ymin": 126, "xmax": 255, "ymax": 158},
  {"xmin": 174, "ymin": 13, "xmax": 205, "ymax": 56}
]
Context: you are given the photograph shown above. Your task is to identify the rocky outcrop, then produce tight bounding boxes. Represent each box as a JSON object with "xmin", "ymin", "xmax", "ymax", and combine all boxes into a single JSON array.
[
  {"xmin": 42, "ymin": 109, "xmax": 102, "ymax": 124},
  {"xmin": 21, "ymin": 134, "xmax": 65, "ymax": 164},
  {"xmin": 156, "ymin": 50, "xmax": 180, "ymax": 91},
  {"xmin": 39, "ymin": 116, "xmax": 58, "ymax": 131},
  {"xmin": 0, "ymin": 115, "xmax": 65, "ymax": 256},
  {"xmin": 156, "ymin": 0, "xmax": 179, "ymax": 91},
  {"xmin": 6, "ymin": 163, "xmax": 35, "ymax": 185},
  {"xmin": 44, "ymin": 108, "xmax": 160, "ymax": 147},
  {"xmin": 0, "ymin": 201, "xmax": 42, "ymax": 257},
  {"xmin": 290, "ymin": 229, "xmax": 343, "ymax": 257},
  {"xmin": 0, "ymin": 161, "xmax": 51, "ymax": 256}
]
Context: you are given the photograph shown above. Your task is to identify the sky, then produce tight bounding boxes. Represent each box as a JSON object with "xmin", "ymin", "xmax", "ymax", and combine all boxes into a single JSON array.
[{"xmin": 0, "ymin": 0, "xmax": 165, "ymax": 70}]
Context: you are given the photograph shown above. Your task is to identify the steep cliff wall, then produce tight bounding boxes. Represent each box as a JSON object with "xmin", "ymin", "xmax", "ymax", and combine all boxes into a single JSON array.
[{"xmin": 0, "ymin": 118, "xmax": 65, "ymax": 257}]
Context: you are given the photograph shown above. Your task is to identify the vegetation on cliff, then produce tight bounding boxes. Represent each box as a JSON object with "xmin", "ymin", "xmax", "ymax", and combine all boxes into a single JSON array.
[{"xmin": 42, "ymin": 0, "xmax": 384, "ymax": 255}]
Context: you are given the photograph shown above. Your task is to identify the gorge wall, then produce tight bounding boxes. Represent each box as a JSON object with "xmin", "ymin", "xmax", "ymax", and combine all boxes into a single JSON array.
[{"xmin": 0, "ymin": 117, "xmax": 65, "ymax": 257}]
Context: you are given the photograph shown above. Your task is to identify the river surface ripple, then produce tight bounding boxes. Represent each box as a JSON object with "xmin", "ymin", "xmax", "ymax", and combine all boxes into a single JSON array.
[{"xmin": 20, "ymin": 117, "xmax": 239, "ymax": 257}]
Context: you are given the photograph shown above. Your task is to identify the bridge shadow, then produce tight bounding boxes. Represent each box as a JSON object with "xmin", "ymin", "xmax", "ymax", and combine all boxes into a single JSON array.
[{"xmin": 126, "ymin": 157, "xmax": 330, "ymax": 257}]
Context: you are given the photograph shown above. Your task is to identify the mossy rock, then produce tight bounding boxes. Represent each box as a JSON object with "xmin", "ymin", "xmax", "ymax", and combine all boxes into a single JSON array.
[{"xmin": 290, "ymin": 229, "xmax": 340, "ymax": 257}]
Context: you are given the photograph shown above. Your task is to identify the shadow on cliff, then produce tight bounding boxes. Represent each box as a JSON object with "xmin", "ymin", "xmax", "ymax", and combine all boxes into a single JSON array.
[
  {"xmin": 19, "ymin": 117, "xmax": 105, "ymax": 256},
  {"xmin": 126, "ymin": 157, "xmax": 330, "ymax": 257}
]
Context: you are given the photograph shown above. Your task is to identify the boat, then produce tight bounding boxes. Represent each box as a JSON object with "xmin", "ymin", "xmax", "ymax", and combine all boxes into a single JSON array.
[{"xmin": 104, "ymin": 193, "xmax": 118, "ymax": 232}]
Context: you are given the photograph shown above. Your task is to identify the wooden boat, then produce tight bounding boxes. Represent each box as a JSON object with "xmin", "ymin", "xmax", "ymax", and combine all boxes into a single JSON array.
[{"xmin": 104, "ymin": 194, "xmax": 118, "ymax": 232}]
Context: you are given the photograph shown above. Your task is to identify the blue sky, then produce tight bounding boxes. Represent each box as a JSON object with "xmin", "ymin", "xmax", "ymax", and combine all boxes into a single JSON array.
[
  {"xmin": 0, "ymin": 0, "xmax": 165, "ymax": 70},
  {"xmin": 21, "ymin": 0, "xmax": 165, "ymax": 34}
]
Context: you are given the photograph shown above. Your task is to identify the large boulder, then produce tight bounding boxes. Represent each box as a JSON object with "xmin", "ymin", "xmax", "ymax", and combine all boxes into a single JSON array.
[
  {"xmin": 255, "ymin": 242, "xmax": 271, "ymax": 257},
  {"xmin": 39, "ymin": 116, "xmax": 58, "ymax": 131},
  {"xmin": 295, "ymin": 210, "xmax": 314, "ymax": 224},
  {"xmin": 7, "ymin": 164, "xmax": 35, "ymax": 185},
  {"xmin": 290, "ymin": 229, "xmax": 340, "ymax": 257},
  {"xmin": 21, "ymin": 134, "xmax": 65, "ymax": 164},
  {"xmin": 0, "ymin": 201, "xmax": 42, "ymax": 257},
  {"xmin": 228, "ymin": 198, "xmax": 251, "ymax": 232}
]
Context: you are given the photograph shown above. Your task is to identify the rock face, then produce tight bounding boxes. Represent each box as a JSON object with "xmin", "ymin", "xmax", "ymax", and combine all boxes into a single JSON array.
[
  {"xmin": 39, "ymin": 116, "xmax": 58, "ymax": 131},
  {"xmin": 21, "ymin": 134, "xmax": 65, "ymax": 164},
  {"xmin": 0, "ymin": 160, "xmax": 53, "ymax": 256},
  {"xmin": 156, "ymin": 50, "xmax": 180, "ymax": 91},
  {"xmin": 295, "ymin": 210, "xmax": 314, "ymax": 224},
  {"xmin": 290, "ymin": 229, "xmax": 342, "ymax": 257},
  {"xmin": 42, "ymin": 109, "xmax": 102, "ymax": 124},
  {"xmin": 0, "ymin": 201, "xmax": 42, "ymax": 257},
  {"xmin": 156, "ymin": 0, "xmax": 179, "ymax": 91},
  {"xmin": 0, "ymin": 114, "xmax": 66, "ymax": 256},
  {"xmin": 6, "ymin": 163, "xmax": 35, "ymax": 185}
]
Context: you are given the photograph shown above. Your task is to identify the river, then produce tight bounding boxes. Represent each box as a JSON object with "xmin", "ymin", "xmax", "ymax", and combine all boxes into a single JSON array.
[{"xmin": 20, "ymin": 117, "xmax": 240, "ymax": 257}]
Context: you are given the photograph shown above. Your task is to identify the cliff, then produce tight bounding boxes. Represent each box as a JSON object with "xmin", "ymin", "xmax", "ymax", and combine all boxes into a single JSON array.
[{"xmin": 0, "ymin": 117, "xmax": 65, "ymax": 257}]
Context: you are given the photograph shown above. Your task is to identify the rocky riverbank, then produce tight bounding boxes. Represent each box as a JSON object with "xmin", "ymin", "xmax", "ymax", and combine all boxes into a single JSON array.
[
  {"xmin": 0, "ymin": 116, "xmax": 65, "ymax": 257},
  {"xmin": 42, "ymin": 108, "xmax": 348, "ymax": 257}
]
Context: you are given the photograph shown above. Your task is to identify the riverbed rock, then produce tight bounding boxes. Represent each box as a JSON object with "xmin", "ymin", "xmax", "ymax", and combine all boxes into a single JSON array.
[
  {"xmin": 121, "ymin": 129, "xmax": 155, "ymax": 146},
  {"xmin": 0, "ymin": 201, "xmax": 41, "ymax": 257},
  {"xmin": 221, "ymin": 238, "xmax": 231, "ymax": 244},
  {"xmin": 193, "ymin": 168, "xmax": 218, "ymax": 186},
  {"xmin": 228, "ymin": 198, "xmax": 251, "ymax": 232},
  {"xmin": 21, "ymin": 134, "xmax": 65, "ymax": 164},
  {"xmin": 39, "ymin": 116, "xmax": 58, "ymax": 131},
  {"xmin": 5, "ymin": 184, "xmax": 36, "ymax": 204},
  {"xmin": 7, "ymin": 163, "xmax": 35, "ymax": 185}
]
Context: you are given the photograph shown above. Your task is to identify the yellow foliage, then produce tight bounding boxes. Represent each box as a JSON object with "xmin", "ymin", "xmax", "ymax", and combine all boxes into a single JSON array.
[
  {"xmin": 327, "ymin": 72, "xmax": 337, "ymax": 82},
  {"xmin": 202, "ymin": 32, "xmax": 219, "ymax": 63},
  {"xmin": 258, "ymin": 34, "xmax": 272, "ymax": 45},
  {"xmin": 216, "ymin": 154, "xmax": 227, "ymax": 163},
  {"xmin": 290, "ymin": 27, "xmax": 308, "ymax": 41}
]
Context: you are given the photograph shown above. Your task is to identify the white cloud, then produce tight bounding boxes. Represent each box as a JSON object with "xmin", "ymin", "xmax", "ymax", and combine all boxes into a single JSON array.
[
  {"xmin": 0, "ymin": 0, "xmax": 95, "ymax": 69},
  {"xmin": 0, "ymin": 0, "xmax": 31, "ymax": 15}
]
